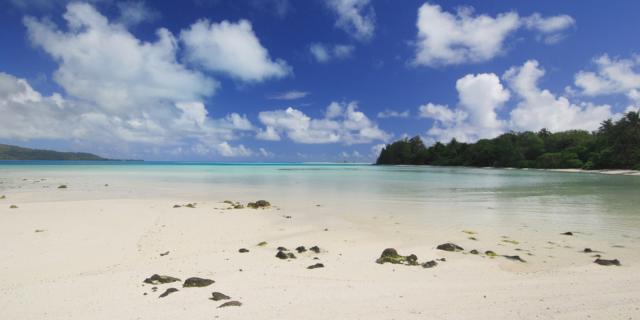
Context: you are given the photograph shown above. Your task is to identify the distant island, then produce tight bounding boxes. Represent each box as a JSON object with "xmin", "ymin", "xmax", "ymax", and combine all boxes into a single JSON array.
[
  {"xmin": 376, "ymin": 111, "xmax": 640, "ymax": 170},
  {"xmin": 0, "ymin": 144, "xmax": 106, "ymax": 161}
]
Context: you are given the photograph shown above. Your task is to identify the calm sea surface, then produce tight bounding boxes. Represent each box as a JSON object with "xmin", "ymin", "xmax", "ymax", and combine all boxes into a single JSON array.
[{"xmin": 1, "ymin": 161, "xmax": 639, "ymax": 236}]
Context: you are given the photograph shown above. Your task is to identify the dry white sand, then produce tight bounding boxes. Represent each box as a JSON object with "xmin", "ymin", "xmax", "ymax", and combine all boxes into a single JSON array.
[{"xmin": 0, "ymin": 176, "xmax": 639, "ymax": 320}]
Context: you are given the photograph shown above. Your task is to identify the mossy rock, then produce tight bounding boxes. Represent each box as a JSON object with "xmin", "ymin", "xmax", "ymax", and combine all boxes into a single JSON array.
[
  {"xmin": 462, "ymin": 230, "xmax": 477, "ymax": 235},
  {"xmin": 247, "ymin": 200, "xmax": 270, "ymax": 209},
  {"xmin": 376, "ymin": 248, "xmax": 419, "ymax": 266},
  {"xmin": 436, "ymin": 243, "xmax": 464, "ymax": 252},
  {"xmin": 503, "ymin": 255, "xmax": 526, "ymax": 262},
  {"xmin": 422, "ymin": 260, "xmax": 438, "ymax": 268},
  {"xmin": 57, "ymin": 185, "xmax": 67, "ymax": 189},
  {"xmin": 218, "ymin": 301, "xmax": 242, "ymax": 308},
  {"xmin": 159, "ymin": 288, "xmax": 178, "ymax": 298},
  {"xmin": 0, "ymin": 195, "xmax": 5, "ymax": 199},
  {"xmin": 183, "ymin": 277, "xmax": 215, "ymax": 287},
  {"xmin": 184, "ymin": 203, "xmax": 196, "ymax": 208},
  {"xmin": 9, "ymin": 205, "xmax": 18, "ymax": 209},
  {"xmin": 257, "ymin": 241, "xmax": 268, "ymax": 247},
  {"xmin": 211, "ymin": 292, "xmax": 231, "ymax": 301},
  {"xmin": 502, "ymin": 239, "xmax": 519, "ymax": 245},
  {"xmin": 143, "ymin": 274, "xmax": 181, "ymax": 285},
  {"xmin": 485, "ymin": 250, "xmax": 497, "ymax": 257},
  {"xmin": 594, "ymin": 258, "xmax": 620, "ymax": 266}
]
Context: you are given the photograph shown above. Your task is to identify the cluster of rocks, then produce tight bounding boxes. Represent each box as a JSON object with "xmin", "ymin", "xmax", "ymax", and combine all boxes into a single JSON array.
[
  {"xmin": 222, "ymin": 200, "xmax": 271, "ymax": 210},
  {"xmin": 375, "ymin": 248, "xmax": 440, "ymax": 268},
  {"xmin": 438, "ymin": 242, "xmax": 527, "ymax": 263},
  {"xmin": 142, "ymin": 274, "xmax": 241, "ymax": 308},
  {"xmin": 273, "ymin": 245, "xmax": 325, "ymax": 269}
]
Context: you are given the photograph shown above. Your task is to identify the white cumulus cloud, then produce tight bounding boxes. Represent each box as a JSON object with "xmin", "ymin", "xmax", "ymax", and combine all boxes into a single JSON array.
[
  {"xmin": 180, "ymin": 19, "xmax": 291, "ymax": 82},
  {"xmin": 309, "ymin": 43, "xmax": 355, "ymax": 63},
  {"xmin": 413, "ymin": 2, "xmax": 575, "ymax": 67},
  {"xmin": 326, "ymin": 0, "xmax": 375, "ymax": 41},
  {"xmin": 257, "ymin": 102, "xmax": 389, "ymax": 144},
  {"xmin": 573, "ymin": 54, "xmax": 640, "ymax": 99},
  {"xmin": 419, "ymin": 60, "xmax": 617, "ymax": 143}
]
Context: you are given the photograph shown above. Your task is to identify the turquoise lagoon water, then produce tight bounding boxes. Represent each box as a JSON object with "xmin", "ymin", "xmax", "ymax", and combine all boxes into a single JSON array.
[{"xmin": 1, "ymin": 161, "xmax": 639, "ymax": 236}]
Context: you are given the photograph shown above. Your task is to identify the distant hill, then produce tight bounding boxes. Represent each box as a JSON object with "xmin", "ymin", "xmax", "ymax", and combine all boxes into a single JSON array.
[{"xmin": 0, "ymin": 144, "xmax": 106, "ymax": 160}]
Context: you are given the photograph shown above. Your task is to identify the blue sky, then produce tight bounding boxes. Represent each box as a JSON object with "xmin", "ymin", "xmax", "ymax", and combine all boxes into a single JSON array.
[{"xmin": 0, "ymin": 0, "xmax": 639, "ymax": 161}]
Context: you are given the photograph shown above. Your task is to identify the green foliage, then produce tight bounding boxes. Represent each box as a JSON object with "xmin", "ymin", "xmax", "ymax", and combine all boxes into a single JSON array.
[
  {"xmin": 376, "ymin": 111, "xmax": 640, "ymax": 170},
  {"xmin": 0, "ymin": 144, "xmax": 105, "ymax": 161}
]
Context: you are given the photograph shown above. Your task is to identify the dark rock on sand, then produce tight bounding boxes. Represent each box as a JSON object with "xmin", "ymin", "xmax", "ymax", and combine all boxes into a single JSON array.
[
  {"xmin": 307, "ymin": 263, "xmax": 324, "ymax": 269},
  {"xmin": 275, "ymin": 251, "xmax": 290, "ymax": 259},
  {"xmin": 561, "ymin": 232, "xmax": 573, "ymax": 236},
  {"xmin": 159, "ymin": 288, "xmax": 178, "ymax": 298},
  {"xmin": 470, "ymin": 249, "xmax": 479, "ymax": 255},
  {"xmin": 594, "ymin": 258, "xmax": 621, "ymax": 266},
  {"xmin": 218, "ymin": 301, "xmax": 242, "ymax": 308},
  {"xmin": 296, "ymin": 246, "xmax": 307, "ymax": 253},
  {"xmin": 422, "ymin": 260, "xmax": 438, "ymax": 268},
  {"xmin": 503, "ymin": 255, "xmax": 526, "ymax": 262},
  {"xmin": 375, "ymin": 248, "xmax": 419, "ymax": 266},
  {"xmin": 247, "ymin": 200, "xmax": 270, "ymax": 209},
  {"xmin": 210, "ymin": 292, "xmax": 231, "ymax": 301},
  {"xmin": 238, "ymin": 248, "xmax": 249, "ymax": 253},
  {"xmin": 583, "ymin": 248, "xmax": 593, "ymax": 253},
  {"xmin": 57, "ymin": 185, "xmax": 67, "ymax": 189},
  {"xmin": 309, "ymin": 246, "xmax": 321, "ymax": 253},
  {"xmin": 183, "ymin": 277, "xmax": 215, "ymax": 287},
  {"xmin": 159, "ymin": 251, "xmax": 170, "ymax": 256},
  {"xmin": 436, "ymin": 243, "xmax": 464, "ymax": 252},
  {"xmin": 173, "ymin": 204, "xmax": 181, "ymax": 208},
  {"xmin": 277, "ymin": 246, "xmax": 288, "ymax": 251},
  {"xmin": 143, "ymin": 274, "xmax": 181, "ymax": 285}
]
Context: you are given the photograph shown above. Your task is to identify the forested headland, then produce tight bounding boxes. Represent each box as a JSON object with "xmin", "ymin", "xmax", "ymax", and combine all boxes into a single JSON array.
[{"xmin": 376, "ymin": 111, "xmax": 640, "ymax": 170}]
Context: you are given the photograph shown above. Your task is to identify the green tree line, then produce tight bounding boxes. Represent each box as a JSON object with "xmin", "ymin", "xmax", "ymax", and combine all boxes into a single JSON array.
[{"xmin": 376, "ymin": 111, "xmax": 640, "ymax": 170}]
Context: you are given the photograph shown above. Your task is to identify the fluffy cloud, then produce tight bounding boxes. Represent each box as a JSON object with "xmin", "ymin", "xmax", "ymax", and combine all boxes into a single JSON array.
[
  {"xmin": 505, "ymin": 60, "xmax": 614, "ymax": 132},
  {"xmin": 309, "ymin": 43, "xmax": 355, "ymax": 63},
  {"xmin": 413, "ymin": 3, "xmax": 574, "ymax": 66},
  {"xmin": 574, "ymin": 54, "xmax": 640, "ymax": 99},
  {"xmin": 12, "ymin": 3, "xmax": 261, "ymax": 158},
  {"xmin": 420, "ymin": 60, "xmax": 616, "ymax": 143},
  {"xmin": 377, "ymin": 109, "xmax": 410, "ymax": 118},
  {"xmin": 180, "ymin": 19, "xmax": 291, "ymax": 82},
  {"xmin": 522, "ymin": 13, "xmax": 575, "ymax": 44},
  {"xmin": 214, "ymin": 142, "xmax": 254, "ymax": 157},
  {"xmin": 326, "ymin": 0, "xmax": 375, "ymax": 41},
  {"xmin": 116, "ymin": 1, "xmax": 161, "ymax": 26},
  {"xmin": 420, "ymin": 73, "xmax": 509, "ymax": 142},
  {"xmin": 257, "ymin": 102, "xmax": 389, "ymax": 144},
  {"xmin": 268, "ymin": 90, "xmax": 309, "ymax": 100}
]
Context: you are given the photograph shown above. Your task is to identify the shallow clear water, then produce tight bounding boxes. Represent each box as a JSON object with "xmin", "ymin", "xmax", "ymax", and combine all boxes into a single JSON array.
[{"xmin": 1, "ymin": 162, "xmax": 639, "ymax": 236}]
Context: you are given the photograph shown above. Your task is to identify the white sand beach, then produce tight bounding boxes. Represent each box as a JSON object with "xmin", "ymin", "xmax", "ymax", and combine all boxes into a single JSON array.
[{"xmin": 0, "ymin": 165, "xmax": 639, "ymax": 320}]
